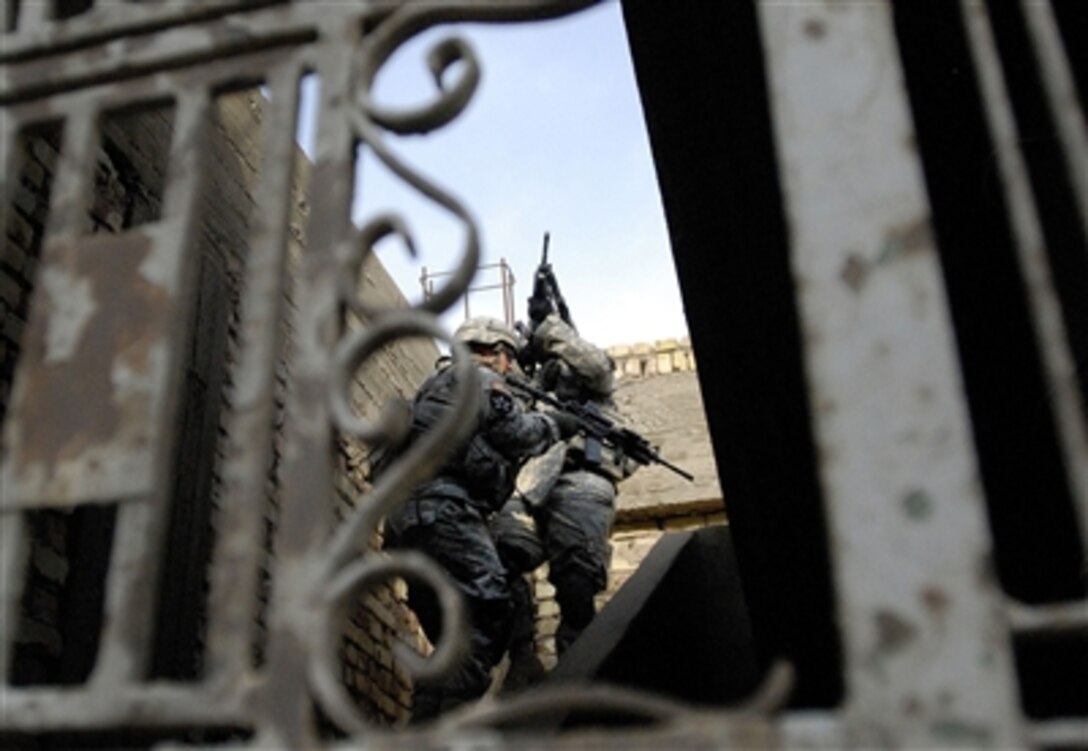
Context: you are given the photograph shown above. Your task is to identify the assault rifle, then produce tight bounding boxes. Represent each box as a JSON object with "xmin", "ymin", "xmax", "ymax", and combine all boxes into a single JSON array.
[
  {"xmin": 507, "ymin": 375, "xmax": 695, "ymax": 482},
  {"xmin": 527, "ymin": 232, "xmax": 573, "ymax": 331},
  {"xmin": 518, "ymin": 231, "xmax": 575, "ymax": 375}
]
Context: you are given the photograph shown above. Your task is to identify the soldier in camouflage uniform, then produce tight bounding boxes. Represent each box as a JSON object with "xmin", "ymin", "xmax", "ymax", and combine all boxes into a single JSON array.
[
  {"xmin": 492, "ymin": 313, "xmax": 637, "ymax": 685},
  {"xmin": 382, "ymin": 317, "xmax": 559, "ymax": 721}
]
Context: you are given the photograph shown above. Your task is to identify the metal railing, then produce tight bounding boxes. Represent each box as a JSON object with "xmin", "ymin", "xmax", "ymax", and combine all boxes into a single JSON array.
[{"xmin": 421, "ymin": 259, "xmax": 517, "ymax": 327}]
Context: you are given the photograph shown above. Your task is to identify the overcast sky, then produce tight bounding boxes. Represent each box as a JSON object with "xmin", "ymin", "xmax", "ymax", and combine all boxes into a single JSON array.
[{"xmin": 302, "ymin": 1, "xmax": 687, "ymax": 349}]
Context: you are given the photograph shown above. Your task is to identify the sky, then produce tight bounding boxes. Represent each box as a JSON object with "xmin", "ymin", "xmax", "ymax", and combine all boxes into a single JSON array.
[{"xmin": 300, "ymin": 0, "xmax": 687, "ymax": 349}]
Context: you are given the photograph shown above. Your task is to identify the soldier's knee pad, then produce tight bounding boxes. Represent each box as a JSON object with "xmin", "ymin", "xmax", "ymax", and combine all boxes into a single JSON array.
[{"xmin": 491, "ymin": 500, "xmax": 545, "ymax": 574}]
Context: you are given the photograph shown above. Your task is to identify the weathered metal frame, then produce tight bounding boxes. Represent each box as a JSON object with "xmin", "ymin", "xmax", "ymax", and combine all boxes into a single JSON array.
[
  {"xmin": 0, "ymin": 0, "xmax": 785, "ymax": 747},
  {"xmin": 760, "ymin": 3, "xmax": 1024, "ymax": 746},
  {"xmin": 1, "ymin": 0, "xmax": 1085, "ymax": 748},
  {"xmin": 0, "ymin": 0, "xmax": 579, "ymax": 744},
  {"xmin": 761, "ymin": 1, "xmax": 1087, "ymax": 747}
]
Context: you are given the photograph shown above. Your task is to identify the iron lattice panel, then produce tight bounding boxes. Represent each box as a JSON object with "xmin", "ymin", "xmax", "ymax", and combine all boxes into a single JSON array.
[
  {"xmin": 1, "ymin": 0, "xmax": 1085, "ymax": 749},
  {"xmin": 2, "ymin": 1, "xmax": 759, "ymax": 747}
]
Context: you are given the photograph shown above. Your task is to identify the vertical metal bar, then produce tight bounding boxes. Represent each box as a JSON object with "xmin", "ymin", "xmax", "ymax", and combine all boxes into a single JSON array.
[
  {"xmin": 13, "ymin": 0, "xmax": 48, "ymax": 33},
  {"xmin": 759, "ymin": 2, "xmax": 1025, "ymax": 746},
  {"xmin": 962, "ymin": 0, "xmax": 1088, "ymax": 567},
  {"xmin": 2, "ymin": 0, "xmax": 15, "ymax": 33},
  {"xmin": 0, "ymin": 512, "xmax": 30, "ymax": 681},
  {"xmin": 252, "ymin": 35, "xmax": 351, "ymax": 748},
  {"xmin": 160, "ymin": 90, "xmax": 213, "ymax": 225},
  {"xmin": 46, "ymin": 107, "xmax": 98, "ymax": 241},
  {"xmin": 205, "ymin": 60, "xmax": 303, "ymax": 684},
  {"xmin": 90, "ymin": 87, "xmax": 211, "ymax": 685},
  {"xmin": 508, "ymin": 263, "xmax": 514, "ymax": 325},
  {"xmin": 504, "ymin": 259, "xmax": 513, "ymax": 322},
  {"xmin": 0, "ymin": 108, "xmax": 20, "ymax": 226},
  {"xmin": 89, "ymin": 501, "xmax": 165, "ymax": 684},
  {"xmin": 1021, "ymin": 0, "xmax": 1088, "ymax": 241}
]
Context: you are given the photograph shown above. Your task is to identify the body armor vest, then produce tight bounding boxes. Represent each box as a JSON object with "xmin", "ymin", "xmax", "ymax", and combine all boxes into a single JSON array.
[{"xmin": 407, "ymin": 365, "xmax": 514, "ymax": 513}]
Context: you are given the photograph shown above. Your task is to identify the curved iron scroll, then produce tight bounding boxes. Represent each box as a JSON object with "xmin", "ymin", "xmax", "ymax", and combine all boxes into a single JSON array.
[
  {"xmin": 303, "ymin": 0, "xmax": 792, "ymax": 738},
  {"xmin": 306, "ymin": 0, "xmax": 598, "ymax": 735}
]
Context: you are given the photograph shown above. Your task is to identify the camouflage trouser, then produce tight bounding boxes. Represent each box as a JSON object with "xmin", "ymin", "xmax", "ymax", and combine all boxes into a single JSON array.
[
  {"xmin": 492, "ymin": 469, "xmax": 615, "ymax": 655},
  {"xmin": 385, "ymin": 497, "xmax": 512, "ymax": 721},
  {"xmin": 542, "ymin": 470, "xmax": 615, "ymax": 652}
]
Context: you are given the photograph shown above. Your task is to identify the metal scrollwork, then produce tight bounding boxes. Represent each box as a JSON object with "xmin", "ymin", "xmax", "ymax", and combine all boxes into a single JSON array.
[
  {"xmin": 310, "ymin": 2, "xmax": 556, "ymax": 733},
  {"xmin": 304, "ymin": 0, "xmax": 791, "ymax": 737},
  {"xmin": 316, "ymin": 310, "xmax": 480, "ymax": 723}
]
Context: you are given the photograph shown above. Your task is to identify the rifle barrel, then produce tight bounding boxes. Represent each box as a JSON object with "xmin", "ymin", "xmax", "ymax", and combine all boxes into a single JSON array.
[
  {"xmin": 506, "ymin": 377, "xmax": 694, "ymax": 482},
  {"xmin": 655, "ymin": 457, "xmax": 695, "ymax": 482}
]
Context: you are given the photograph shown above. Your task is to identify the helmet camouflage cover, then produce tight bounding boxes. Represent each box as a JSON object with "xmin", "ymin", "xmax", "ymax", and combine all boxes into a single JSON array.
[
  {"xmin": 532, "ymin": 313, "xmax": 614, "ymax": 397},
  {"xmin": 453, "ymin": 316, "xmax": 521, "ymax": 352}
]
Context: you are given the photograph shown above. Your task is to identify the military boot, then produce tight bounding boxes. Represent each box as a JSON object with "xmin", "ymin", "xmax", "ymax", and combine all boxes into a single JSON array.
[{"xmin": 500, "ymin": 642, "xmax": 547, "ymax": 694}]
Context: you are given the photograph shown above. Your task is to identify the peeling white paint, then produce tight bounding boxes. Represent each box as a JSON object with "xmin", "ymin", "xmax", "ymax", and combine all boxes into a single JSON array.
[{"xmin": 40, "ymin": 266, "xmax": 96, "ymax": 364}]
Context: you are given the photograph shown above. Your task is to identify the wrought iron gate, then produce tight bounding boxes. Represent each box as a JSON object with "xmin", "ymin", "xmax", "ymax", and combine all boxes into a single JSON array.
[{"xmin": 1, "ymin": 0, "xmax": 1086, "ymax": 749}]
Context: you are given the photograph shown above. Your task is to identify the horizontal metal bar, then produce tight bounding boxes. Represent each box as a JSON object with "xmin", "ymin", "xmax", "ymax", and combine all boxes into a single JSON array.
[
  {"xmin": 0, "ymin": 4, "xmax": 327, "ymax": 104},
  {"xmin": 1005, "ymin": 598, "xmax": 1088, "ymax": 635},
  {"xmin": 1027, "ymin": 719, "xmax": 1088, "ymax": 749},
  {"xmin": 0, "ymin": 0, "xmax": 280, "ymax": 62},
  {"xmin": 0, "ymin": 683, "xmax": 248, "ymax": 732}
]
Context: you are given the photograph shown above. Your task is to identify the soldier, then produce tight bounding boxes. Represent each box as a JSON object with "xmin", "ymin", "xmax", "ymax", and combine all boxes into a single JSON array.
[
  {"xmin": 382, "ymin": 316, "xmax": 560, "ymax": 722},
  {"xmin": 492, "ymin": 312, "xmax": 637, "ymax": 688}
]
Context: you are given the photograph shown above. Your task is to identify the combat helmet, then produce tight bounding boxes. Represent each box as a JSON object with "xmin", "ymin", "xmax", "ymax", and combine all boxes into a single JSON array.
[{"xmin": 453, "ymin": 316, "xmax": 521, "ymax": 353}]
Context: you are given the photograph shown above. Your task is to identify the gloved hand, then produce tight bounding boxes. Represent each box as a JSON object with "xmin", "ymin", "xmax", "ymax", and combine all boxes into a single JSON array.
[
  {"xmin": 537, "ymin": 358, "xmax": 563, "ymax": 392},
  {"xmin": 528, "ymin": 295, "xmax": 554, "ymax": 329},
  {"xmin": 550, "ymin": 410, "xmax": 581, "ymax": 439}
]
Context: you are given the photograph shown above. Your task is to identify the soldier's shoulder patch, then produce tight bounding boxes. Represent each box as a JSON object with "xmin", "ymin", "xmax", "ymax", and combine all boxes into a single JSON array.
[{"xmin": 489, "ymin": 384, "xmax": 515, "ymax": 416}]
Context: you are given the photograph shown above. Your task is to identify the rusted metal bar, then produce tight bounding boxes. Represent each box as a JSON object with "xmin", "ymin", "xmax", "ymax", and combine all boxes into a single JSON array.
[
  {"xmin": 0, "ymin": 5, "xmax": 318, "ymax": 105},
  {"xmin": 1, "ymin": 0, "xmax": 287, "ymax": 63},
  {"xmin": 92, "ymin": 501, "xmax": 168, "ymax": 683},
  {"xmin": 248, "ymin": 21, "xmax": 361, "ymax": 747},
  {"xmin": 43, "ymin": 105, "xmax": 96, "ymax": 241},
  {"xmin": 204, "ymin": 58, "xmax": 305, "ymax": 686},
  {"xmin": 90, "ymin": 86, "xmax": 212, "ymax": 684},
  {"xmin": 0, "ymin": 683, "xmax": 246, "ymax": 731}
]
